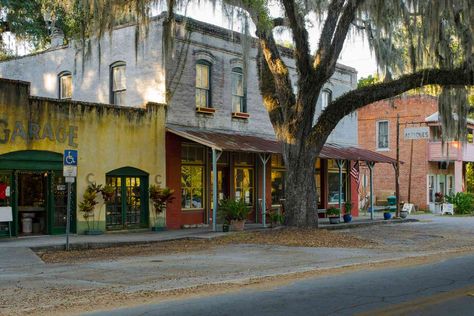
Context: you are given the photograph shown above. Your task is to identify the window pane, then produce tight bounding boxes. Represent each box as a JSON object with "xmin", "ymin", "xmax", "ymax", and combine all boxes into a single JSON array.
[
  {"xmin": 378, "ymin": 121, "xmax": 388, "ymax": 148},
  {"xmin": 196, "ymin": 64, "xmax": 209, "ymax": 89},
  {"xmin": 232, "ymin": 72, "xmax": 243, "ymax": 96},
  {"xmin": 181, "ymin": 165, "xmax": 204, "ymax": 209},
  {"xmin": 113, "ymin": 65, "xmax": 126, "ymax": 91},
  {"xmin": 328, "ymin": 172, "xmax": 347, "ymax": 203},
  {"xmin": 60, "ymin": 74, "xmax": 72, "ymax": 99},
  {"xmin": 114, "ymin": 90, "xmax": 126, "ymax": 105},
  {"xmin": 321, "ymin": 90, "xmax": 331, "ymax": 110},
  {"xmin": 235, "ymin": 167, "xmax": 254, "ymax": 206},
  {"xmin": 271, "ymin": 170, "xmax": 285, "ymax": 204}
]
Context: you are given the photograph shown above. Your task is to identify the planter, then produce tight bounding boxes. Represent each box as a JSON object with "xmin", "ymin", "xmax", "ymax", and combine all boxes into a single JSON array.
[
  {"xmin": 230, "ymin": 219, "xmax": 245, "ymax": 231},
  {"xmin": 383, "ymin": 212, "xmax": 392, "ymax": 220},
  {"xmin": 400, "ymin": 210, "xmax": 408, "ymax": 219},
  {"xmin": 222, "ymin": 224, "xmax": 230, "ymax": 232},
  {"xmin": 84, "ymin": 230, "xmax": 103, "ymax": 235},
  {"xmin": 328, "ymin": 216, "xmax": 340, "ymax": 224},
  {"xmin": 343, "ymin": 214, "xmax": 352, "ymax": 223},
  {"xmin": 151, "ymin": 226, "xmax": 166, "ymax": 232}
]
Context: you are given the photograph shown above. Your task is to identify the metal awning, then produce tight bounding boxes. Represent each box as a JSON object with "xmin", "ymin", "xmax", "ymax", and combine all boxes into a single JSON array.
[{"xmin": 167, "ymin": 126, "xmax": 397, "ymax": 164}]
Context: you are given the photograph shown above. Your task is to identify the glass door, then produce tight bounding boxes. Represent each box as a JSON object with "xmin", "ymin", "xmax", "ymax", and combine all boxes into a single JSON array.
[{"xmin": 50, "ymin": 172, "xmax": 75, "ymax": 234}]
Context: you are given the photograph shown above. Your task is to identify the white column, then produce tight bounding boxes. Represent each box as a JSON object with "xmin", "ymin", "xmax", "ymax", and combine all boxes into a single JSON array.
[{"xmin": 454, "ymin": 160, "xmax": 463, "ymax": 193}]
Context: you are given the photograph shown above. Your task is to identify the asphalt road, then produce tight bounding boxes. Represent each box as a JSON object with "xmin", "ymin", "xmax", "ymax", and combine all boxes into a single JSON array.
[{"xmin": 86, "ymin": 252, "xmax": 474, "ymax": 316}]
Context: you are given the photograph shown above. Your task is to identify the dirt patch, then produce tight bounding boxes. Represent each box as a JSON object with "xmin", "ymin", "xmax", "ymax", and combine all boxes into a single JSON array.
[{"xmin": 37, "ymin": 228, "xmax": 376, "ymax": 264}]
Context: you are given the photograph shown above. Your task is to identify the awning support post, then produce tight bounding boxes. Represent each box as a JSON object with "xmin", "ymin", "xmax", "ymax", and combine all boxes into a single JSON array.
[
  {"xmin": 258, "ymin": 153, "xmax": 271, "ymax": 228},
  {"xmin": 212, "ymin": 148, "xmax": 222, "ymax": 232},
  {"xmin": 336, "ymin": 160, "xmax": 345, "ymax": 215},
  {"xmin": 367, "ymin": 161, "xmax": 375, "ymax": 220}
]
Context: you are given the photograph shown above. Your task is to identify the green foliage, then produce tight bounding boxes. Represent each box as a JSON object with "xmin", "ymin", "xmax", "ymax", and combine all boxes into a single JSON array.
[
  {"xmin": 78, "ymin": 184, "xmax": 100, "ymax": 231},
  {"xmin": 445, "ymin": 192, "xmax": 474, "ymax": 215},
  {"xmin": 357, "ymin": 74, "xmax": 380, "ymax": 88},
  {"xmin": 344, "ymin": 201, "xmax": 352, "ymax": 215},
  {"xmin": 268, "ymin": 210, "xmax": 284, "ymax": 225},
  {"xmin": 466, "ymin": 163, "xmax": 474, "ymax": 193},
  {"xmin": 149, "ymin": 185, "xmax": 175, "ymax": 214},
  {"xmin": 219, "ymin": 198, "xmax": 250, "ymax": 224},
  {"xmin": 326, "ymin": 207, "xmax": 340, "ymax": 217}
]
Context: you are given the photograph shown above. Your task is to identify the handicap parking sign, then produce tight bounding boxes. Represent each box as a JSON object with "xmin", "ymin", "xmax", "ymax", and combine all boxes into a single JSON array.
[{"xmin": 64, "ymin": 150, "xmax": 78, "ymax": 166}]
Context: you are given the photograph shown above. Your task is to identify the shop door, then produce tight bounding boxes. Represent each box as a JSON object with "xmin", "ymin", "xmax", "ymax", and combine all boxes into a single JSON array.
[
  {"xmin": 106, "ymin": 176, "xmax": 147, "ymax": 230},
  {"xmin": 50, "ymin": 172, "xmax": 75, "ymax": 234},
  {"xmin": 0, "ymin": 172, "xmax": 14, "ymax": 237}
]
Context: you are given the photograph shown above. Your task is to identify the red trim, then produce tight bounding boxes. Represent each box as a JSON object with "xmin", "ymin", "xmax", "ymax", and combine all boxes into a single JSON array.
[
  {"xmin": 196, "ymin": 107, "xmax": 216, "ymax": 114},
  {"xmin": 232, "ymin": 112, "xmax": 250, "ymax": 119}
]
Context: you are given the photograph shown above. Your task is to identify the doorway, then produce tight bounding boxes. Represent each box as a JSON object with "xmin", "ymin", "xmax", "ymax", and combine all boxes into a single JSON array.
[{"xmin": 17, "ymin": 172, "xmax": 48, "ymax": 235}]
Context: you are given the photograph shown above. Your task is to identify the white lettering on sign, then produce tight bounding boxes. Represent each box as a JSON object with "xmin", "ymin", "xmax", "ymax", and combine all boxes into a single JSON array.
[{"xmin": 404, "ymin": 127, "xmax": 430, "ymax": 140}]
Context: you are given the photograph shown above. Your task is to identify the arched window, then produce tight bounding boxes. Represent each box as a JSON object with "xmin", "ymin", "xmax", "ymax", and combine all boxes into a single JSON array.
[
  {"xmin": 195, "ymin": 60, "xmax": 211, "ymax": 108},
  {"xmin": 110, "ymin": 61, "xmax": 126, "ymax": 105},
  {"xmin": 58, "ymin": 71, "xmax": 72, "ymax": 99},
  {"xmin": 231, "ymin": 67, "xmax": 246, "ymax": 113},
  {"xmin": 321, "ymin": 89, "xmax": 332, "ymax": 110}
]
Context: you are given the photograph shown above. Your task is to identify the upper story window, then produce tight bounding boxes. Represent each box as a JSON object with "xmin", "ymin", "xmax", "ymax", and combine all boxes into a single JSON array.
[
  {"xmin": 196, "ymin": 60, "xmax": 211, "ymax": 108},
  {"xmin": 377, "ymin": 120, "xmax": 389, "ymax": 150},
  {"xmin": 58, "ymin": 71, "xmax": 72, "ymax": 99},
  {"xmin": 110, "ymin": 61, "xmax": 126, "ymax": 105},
  {"xmin": 232, "ymin": 67, "xmax": 246, "ymax": 113},
  {"xmin": 321, "ymin": 89, "xmax": 332, "ymax": 110}
]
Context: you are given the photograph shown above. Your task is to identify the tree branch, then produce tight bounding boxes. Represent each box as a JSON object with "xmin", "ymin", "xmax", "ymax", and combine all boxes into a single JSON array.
[{"xmin": 308, "ymin": 67, "xmax": 474, "ymax": 147}]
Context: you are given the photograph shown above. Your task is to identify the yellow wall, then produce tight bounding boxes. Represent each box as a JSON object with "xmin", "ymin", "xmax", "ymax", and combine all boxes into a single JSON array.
[{"xmin": 0, "ymin": 79, "xmax": 166, "ymax": 233}]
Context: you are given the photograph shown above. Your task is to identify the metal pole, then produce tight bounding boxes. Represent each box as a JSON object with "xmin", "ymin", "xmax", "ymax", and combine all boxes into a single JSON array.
[
  {"xmin": 66, "ymin": 181, "xmax": 71, "ymax": 251},
  {"xmin": 212, "ymin": 148, "xmax": 218, "ymax": 232},
  {"xmin": 259, "ymin": 154, "xmax": 270, "ymax": 228},
  {"xmin": 368, "ymin": 162, "xmax": 374, "ymax": 220},
  {"xmin": 337, "ymin": 160, "xmax": 344, "ymax": 213},
  {"xmin": 396, "ymin": 114, "xmax": 401, "ymax": 218},
  {"xmin": 408, "ymin": 139, "xmax": 414, "ymax": 203}
]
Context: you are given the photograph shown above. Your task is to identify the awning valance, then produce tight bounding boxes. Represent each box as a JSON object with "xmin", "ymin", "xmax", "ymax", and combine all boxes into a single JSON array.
[{"xmin": 167, "ymin": 126, "xmax": 397, "ymax": 164}]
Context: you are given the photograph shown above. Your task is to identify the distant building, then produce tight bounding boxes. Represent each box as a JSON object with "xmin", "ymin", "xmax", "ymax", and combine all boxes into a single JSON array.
[{"xmin": 358, "ymin": 95, "xmax": 474, "ymax": 211}]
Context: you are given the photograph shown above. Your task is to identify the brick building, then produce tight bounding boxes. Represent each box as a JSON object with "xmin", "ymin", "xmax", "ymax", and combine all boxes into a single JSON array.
[{"xmin": 358, "ymin": 95, "xmax": 474, "ymax": 211}]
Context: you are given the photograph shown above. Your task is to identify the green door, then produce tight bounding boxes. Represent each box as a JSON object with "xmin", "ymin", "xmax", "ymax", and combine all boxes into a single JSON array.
[
  {"xmin": 49, "ymin": 171, "xmax": 76, "ymax": 234},
  {"xmin": 105, "ymin": 167, "xmax": 149, "ymax": 231}
]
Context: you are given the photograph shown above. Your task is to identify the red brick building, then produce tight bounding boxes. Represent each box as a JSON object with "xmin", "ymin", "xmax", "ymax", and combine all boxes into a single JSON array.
[{"xmin": 358, "ymin": 95, "xmax": 474, "ymax": 211}]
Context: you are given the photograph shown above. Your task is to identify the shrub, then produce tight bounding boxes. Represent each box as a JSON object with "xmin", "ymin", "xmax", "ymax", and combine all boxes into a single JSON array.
[
  {"xmin": 326, "ymin": 207, "xmax": 340, "ymax": 217},
  {"xmin": 344, "ymin": 201, "xmax": 352, "ymax": 215},
  {"xmin": 445, "ymin": 192, "xmax": 474, "ymax": 214},
  {"xmin": 219, "ymin": 199, "xmax": 250, "ymax": 224}
]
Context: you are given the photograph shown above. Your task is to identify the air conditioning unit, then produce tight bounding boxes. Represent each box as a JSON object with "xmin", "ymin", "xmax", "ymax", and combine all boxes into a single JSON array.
[{"xmin": 438, "ymin": 161, "xmax": 449, "ymax": 170}]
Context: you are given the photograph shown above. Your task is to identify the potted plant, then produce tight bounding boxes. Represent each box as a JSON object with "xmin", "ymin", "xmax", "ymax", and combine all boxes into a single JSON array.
[
  {"xmin": 219, "ymin": 198, "xmax": 250, "ymax": 231},
  {"xmin": 434, "ymin": 192, "xmax": 444, "ymax": 213},
  {"xmin": 326, "ymin": 207, "xmax": 340, "ymax": 224},
  {"xmin": 78, "ymin": 183, "xmax": 102, "ymax": 235},
  {"xmin": 268, "ymin": 209, "xmax": 284, "ymax": 228},
  {"xmin": 149, "ymin": 185, "xmax": 175, "ymax": 231},
  {"xmin": 343, "ymin": 201, "xmax": 352, "ymax": 223},
  {"xmin": 383, "ymin": 209, "xmax": 392, "ymax": 220}
]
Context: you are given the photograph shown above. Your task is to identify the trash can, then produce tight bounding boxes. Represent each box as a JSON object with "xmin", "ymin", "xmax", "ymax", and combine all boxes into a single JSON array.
[
  {"xmin": 22, "ymin": 218, "xmax": 33, "ymax": 234},
  {"xmin": 387, "ymin": 196, "xmax": 397, "ymax": 206}
]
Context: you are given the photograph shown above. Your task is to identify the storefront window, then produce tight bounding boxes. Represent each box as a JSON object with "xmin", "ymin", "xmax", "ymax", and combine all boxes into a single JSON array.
[
  {"xmin": 235, "ymin": 168, "xmax": 254, "ymax": 206},
  {"xmin": 315, "ymin": 158, "xmax": 321, "ymax": 204},
  {"xmin": 327, "ymin": 159, "xmax": 348, "ymax": 204},
  {"xmin": 271, "ymin": 154, "xmax": 286, "ymax": 205},
  {"xmin": 182, "ymin": 144, "xmax": 205, "ymax": 209}
]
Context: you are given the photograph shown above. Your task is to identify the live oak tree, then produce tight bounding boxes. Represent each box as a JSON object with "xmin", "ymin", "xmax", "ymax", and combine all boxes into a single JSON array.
[{"xmin": 2, "ymin": 0, "xmax": 474, "ymax": 226}]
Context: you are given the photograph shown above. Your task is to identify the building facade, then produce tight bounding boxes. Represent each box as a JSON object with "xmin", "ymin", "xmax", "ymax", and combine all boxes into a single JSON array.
[
  {"xmin": 358, "ymin": 95, "xmax": 474, "ymax": 211},
  {"xmin": 0, "ymin": 13, "xmax": 394, "ymax": 232},
  {"xmin": 0, "ymin": 79, "xmax": 166, "ymax": 236}
]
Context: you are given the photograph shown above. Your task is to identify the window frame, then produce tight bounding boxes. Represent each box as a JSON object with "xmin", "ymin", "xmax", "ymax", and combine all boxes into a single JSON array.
[
  {"xmin": 327, "ymin": 159, "xmax": 349, "ymax": 205},
  {"xmin": 181, "ymin": 143, "xmax": 206, "ymax": 210},
  {"xmin": 376, "ymin": 120, "xmax": 390, "ymax": 151},
  {"xmin": 231, "ymin": 67, "xmax": 246, "ymax": 113},
  {"xmin": 195, "ymin": 60, "xmax": 212, "ymax": 108},
  {"xmin": 110, "ymin": 61, "xmax": 127, "ymax": 105},
  {"xmin": 321, "ymin": 89, "xmax": 332, "ymax": 111},
  {"xmin": 58, "ymin": 71, "xmax": 72, "ymax": 100}
]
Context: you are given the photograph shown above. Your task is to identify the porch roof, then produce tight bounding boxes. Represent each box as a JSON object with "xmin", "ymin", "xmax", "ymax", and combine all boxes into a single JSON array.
[{"xmin": 166, "ymin": 125, "xmax": 397, "ymax": 164}]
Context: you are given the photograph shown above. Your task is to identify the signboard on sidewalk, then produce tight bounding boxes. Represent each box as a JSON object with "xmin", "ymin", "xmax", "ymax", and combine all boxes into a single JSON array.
[{"xmin": 404, "ymin": 127, "xmax": 430, "ymax": 140}]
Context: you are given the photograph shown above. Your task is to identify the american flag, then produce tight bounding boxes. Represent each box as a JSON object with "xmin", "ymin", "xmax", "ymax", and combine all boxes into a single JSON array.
[{"xmin": 350, "ymin": 161, "xmax": 360, "ymax": 193}]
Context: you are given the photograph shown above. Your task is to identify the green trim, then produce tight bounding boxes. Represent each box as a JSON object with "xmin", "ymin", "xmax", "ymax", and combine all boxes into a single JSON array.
[
  {"xmin": 0, "ymin": 150, "xmax": 62, "ymax": 170},
  {"xmin": 106, "ymin": 166, "xmax": 149, "ymax": 177}
]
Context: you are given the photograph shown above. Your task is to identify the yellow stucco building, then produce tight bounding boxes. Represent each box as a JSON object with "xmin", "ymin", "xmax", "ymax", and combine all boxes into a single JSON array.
[{"xmin": 0, "ymin": 79, "xmax": 166, "ymax": 236}]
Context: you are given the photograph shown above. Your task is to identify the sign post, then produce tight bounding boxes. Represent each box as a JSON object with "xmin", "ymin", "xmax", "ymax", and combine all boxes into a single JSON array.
[{"xmin": 63, "ymin": 150, "xmax": 77, "ymax": 251}]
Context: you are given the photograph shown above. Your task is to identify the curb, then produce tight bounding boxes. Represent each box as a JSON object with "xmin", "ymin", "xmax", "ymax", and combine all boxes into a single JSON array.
[{"xmin": 321, "ymin": 218, "xmax": 419, "ymax": 230}]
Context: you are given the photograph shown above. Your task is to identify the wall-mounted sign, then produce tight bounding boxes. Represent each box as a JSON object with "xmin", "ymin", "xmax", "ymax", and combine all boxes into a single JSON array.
[
  {"xmin": 63, "ymin": 150, "xmax": 78, "ymax": 181},
  {"xmin": 404, "ymin": 127, "xmax": 430, "ymax": 140}
]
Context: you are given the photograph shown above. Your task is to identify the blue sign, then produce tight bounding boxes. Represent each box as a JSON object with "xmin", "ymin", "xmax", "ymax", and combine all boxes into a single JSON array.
[{"xmin": 64, "ymin": 150, "xmax": 78, "ymax": 166}]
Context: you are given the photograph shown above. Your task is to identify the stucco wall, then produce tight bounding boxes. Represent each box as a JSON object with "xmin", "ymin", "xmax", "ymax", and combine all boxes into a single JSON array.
[{"xmin": 0, "ymin": 79, "xmax": 166, "ymax": 233}]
